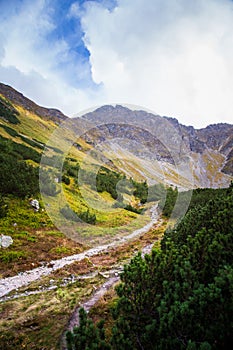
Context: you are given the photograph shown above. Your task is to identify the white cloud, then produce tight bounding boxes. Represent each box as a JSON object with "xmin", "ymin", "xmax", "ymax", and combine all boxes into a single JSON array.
[
  {"xmin": 68, "ymin": 2, "xmax": 81, "ymax": 18},
  {"xmin": 81, "ymin": 0, "xmax": 233, "ymax": 127},
  {"xmin": 0, "ymin": 0, "xmax": 100, "ymax": 115},
  {"xmin": 1, "ymin": 0, "xmax": 233, "ymax": 127}
]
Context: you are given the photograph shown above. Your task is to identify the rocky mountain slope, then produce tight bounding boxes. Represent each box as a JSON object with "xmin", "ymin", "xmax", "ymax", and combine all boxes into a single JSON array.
[
  {"xmin": 0, "ymin": 83, "xmax": 232, "ymax": 189},
  {"xmin": 79, "ymin": 105, "xmax": 233, "ymax": 189}
]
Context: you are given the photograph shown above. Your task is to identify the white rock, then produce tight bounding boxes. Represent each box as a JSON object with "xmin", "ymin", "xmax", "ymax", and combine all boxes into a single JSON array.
[
  {"xmin": 30, "ymin": 199, "xmax": 40, "ymax": 211},
  {"xmin": 0, "ymin": 235, "xmax": 13, "ymax": 248}
]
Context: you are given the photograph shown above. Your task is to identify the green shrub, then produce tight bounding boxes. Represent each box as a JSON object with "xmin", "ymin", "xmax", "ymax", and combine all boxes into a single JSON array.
[
  {"xmin": 50, "ymin": 246, "xmax": 70, "ymax": 254},
  {"xmin": 66, "ymin": 308, "xmax": 110, "ymax": 350},
  {"xmin": 62, "ymin": 175, "xmax": 70, "ymax": 185},
  {"xmin": 0, "ymin": 154, "xmax": 39, "ymax": 197},
  {"xmin": 60, "ymin": 206, "xmax": 96, "ymax": 224},
  {"xmin": 67, "ymin": 187, "xmax": 233, "ymax": 349},
  {"xmin": 131, "ymin": 180, "xmax": 148, "ymax": 204},
  {"xmin": 0, "ymin": 96, "xmax": 20, "ymax": 124},
  {"xmin": 0, "ymin": 195, "xmax": 8, "ymax": 218},
  {"xmin": 124, "ymin": 204, "xmax": 143, "ymax": 214},
  {"xmin": 60, "ymin": 205, "xmax": 80, "ymax": 222},
  {"xmin": 39, "ymin": 169, "xmax": 57, "ymax": 196},
  {"xmin": 0, "ymin": 250, "xmax": 27, "ymax": 263}
]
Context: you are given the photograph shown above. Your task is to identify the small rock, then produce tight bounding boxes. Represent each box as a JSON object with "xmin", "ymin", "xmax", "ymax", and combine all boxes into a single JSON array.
[
  {"xmin": 0, "ymin": 235, "xmax": 13, "ymax": 248},
  {"xmin": 30, "ymin": 199, "xmax": 40, "ymax": 211}
]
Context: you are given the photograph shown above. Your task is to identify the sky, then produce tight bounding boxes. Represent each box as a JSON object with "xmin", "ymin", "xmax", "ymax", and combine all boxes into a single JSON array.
[{"xmin": 0, "ymin": 0, "xmax": 233, "ymax": 128}]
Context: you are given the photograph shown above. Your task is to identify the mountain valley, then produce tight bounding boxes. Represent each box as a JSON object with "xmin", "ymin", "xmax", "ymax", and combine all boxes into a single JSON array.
[{"xmin": 0, "ymin": 82, "xmax": 232, "ymax": 349}]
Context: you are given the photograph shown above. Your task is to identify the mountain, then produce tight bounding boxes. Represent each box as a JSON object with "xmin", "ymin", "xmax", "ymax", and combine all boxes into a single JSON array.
[
  {"xmin": 80, "ymin": 105, "xmax": 233, "ymax": 188},
  {"xmin": 0, "ymin": 82, "xmax": 68, "ymax": 124},
  {"xmin": 1, "ymin": 83, "xmax": 232, "ymax": 350},
  {"xmin": 0, "ymin": 83, "xmax": 232, "ymax": 189}
]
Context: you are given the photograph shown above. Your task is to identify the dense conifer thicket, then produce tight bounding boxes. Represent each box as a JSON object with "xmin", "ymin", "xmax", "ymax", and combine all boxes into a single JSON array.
[
  {"xmin": 0, "ymin": 153, "xmax": 39, "ymax": 198},
  {"xmin": 66, "ymin": 185, "xmax": 233, "ymax": 349},
  {"xmin": 0, "ymin": 95, "xmax": 20, "ymax": 124}
]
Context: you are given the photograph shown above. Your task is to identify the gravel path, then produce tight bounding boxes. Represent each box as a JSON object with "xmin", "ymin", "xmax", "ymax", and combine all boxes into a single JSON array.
[
  {"xmin": 0, "ymin": 204, "xmax": 158, "ymax": 299},
  {"xmin": 60, "ymin": 241, "xmax": 156, "ymax": 350}
]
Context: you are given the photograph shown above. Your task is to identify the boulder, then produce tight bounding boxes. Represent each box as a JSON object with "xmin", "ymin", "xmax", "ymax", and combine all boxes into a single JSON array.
[{"xmin": 0, "ymin": 234, "xmax": 13, "ymax": 248}]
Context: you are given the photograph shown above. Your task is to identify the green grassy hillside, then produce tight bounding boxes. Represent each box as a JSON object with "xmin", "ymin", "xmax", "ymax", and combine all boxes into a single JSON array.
[{"xmin": 0, "ymin": 92, "xmax": 159, "ymax": 259}]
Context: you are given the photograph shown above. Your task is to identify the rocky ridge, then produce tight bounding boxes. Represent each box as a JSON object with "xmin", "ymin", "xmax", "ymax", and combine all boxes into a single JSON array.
[
  {"xmin": 0, "ymin": 82, "xmax": 68, "ymax": 124},
  {"xmin": 80, "ymin": 105, "xmax": 233, "ymax": 187},
  {"xmin": 0, "ymin": 82, "xmax": 232, "ymax": 188}
]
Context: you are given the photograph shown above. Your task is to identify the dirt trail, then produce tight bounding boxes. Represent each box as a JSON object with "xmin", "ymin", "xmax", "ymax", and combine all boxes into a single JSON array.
[
  {"xmin": 66, "ymin": 242, "xmax": 153, "ymax": 328},
  {"xmin": 60, "ymin": 242, "xmax": 155, "ymax": 350},
  {"xmin": 0, "ymin": 204, "xmax": 159, "ymax": 299}
]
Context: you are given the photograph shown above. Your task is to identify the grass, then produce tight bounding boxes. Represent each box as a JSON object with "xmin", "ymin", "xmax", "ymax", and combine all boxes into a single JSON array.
[
  {"xmin": 0, "ymin": 197, "xmax": 53, "ymax": 231},
  {"xmin": 41, "ymin": 176, "xmax": 150, "ymax": 245},
  {"xmin": 88, "ymin": 288, "xmax": 118, "ymax": 341},
  {"xmin": 49, "ymin": 246, "xmax": 73, "ymax": 255},
  {"xmin": 0, "ymin": 197, "xmax": 84, "ymax": 278},
  {"xmin": 0, "ymin": 250, "xmax": 28, "ymax": 263},
  {"xmin": 0, "ymin": 94, "xmax": 167, "ymax": 348},
  {"xmin": 0, "ymin": 275, "xmax": 105, "ymax": 350},
  {"xmin": 0, "ymin": 221, "xmax": 166, "ymax": 349},
  {"xmin": 11, "ymin": 106, "xmax": 56, "ymax": 144},
  {"xmin": 0, "ymin": 98, "xmax": 160, "ymax": 245}
]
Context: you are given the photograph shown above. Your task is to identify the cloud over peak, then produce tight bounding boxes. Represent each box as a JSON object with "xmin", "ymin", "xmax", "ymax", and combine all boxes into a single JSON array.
[{"xmin": 0, "ymin": 0, "xmax": 233, "ymax": 127}]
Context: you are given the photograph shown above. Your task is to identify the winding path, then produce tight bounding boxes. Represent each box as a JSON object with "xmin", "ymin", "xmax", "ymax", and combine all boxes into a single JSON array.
[
  {"xmin": 60, "ymin": 241, "xmax": 156, "ymax": 350},
  {"xmin": 0, "ymin": 204, "xmax": 159, "ymax": 299}
]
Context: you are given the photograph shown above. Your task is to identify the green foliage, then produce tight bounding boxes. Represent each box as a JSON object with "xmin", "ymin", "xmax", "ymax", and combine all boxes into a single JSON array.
[
  {"xmin": 147, "ymin": 183, "xmax": 166, "ymax": 202},
  {"xmin": 0, "ymin": 194, "xmax": 8, "ymax": 218},
  {"xmin": 60, "ymin": 205, "xmax": 80, "ymax": 222},
  {"xmin": 96, "ymin": 167, "xmax": 151, "ymax": 208},
  {"xmin": 12, "ymin": 142, "xmax": 41, "ymax": 162},
  {"xmin": 131, "ymin": 180, "xmax": 148, "ymax": 204},
  {"xmin": 0, "ymin": 250, "xmax": 27, "ymax": 263},
  {"xmin": 96, "ymin": 167, "xmax": 123, "ymax": 200},
  {"xmin": 50, "ymin": 246, "xmax": 70, "ymax": 254},
  {"xmin": 41, "ymin": 154, "xmax": 62, "ymax": 167},
  {"xmin": 63, "ymin": 161, "xmax": 80, "ymax": 178},
  {"xmin": 124, "ymin": 204, "xmax": 143, "ymax": 214},
  {"xmin": 20, "ymin": 135, "xmax": 44, "ymax": 149},
  {"xmin": 0, "ymin": 124, "xmax": 18, "ymax": 137},
  {"xmin": 66, "ymin": 308, "xmax": 111, "ymax": 350},
  {"xmin": 62, "ymin": 175, "xmax": 70, "ymax": 185},
  {"xmin": 79, "ymin": 210, "xmax": 96, "ymax": 224},
  {"xmin": 159, "ymin": 186, "xmax": 231, "ymax": 219},
  {"xmin": 0, "ymin": 95, "xmax": 20, "ymax": 124},
  {"xmin": 0, "ymin": 124, "xmax": 44, "ymax": 149},
  {"xmin": 0, "ymin": 198, "xmax": 53, "ymax": 231},
  {"xmin": 0, "ymin": 154, "xmax": 39, "ymax": 198},
  {"xmin": 160, "ymin": 186, "xmax": 178, "ymax": 217},
  {"xmin": 111, "ymin": 190, "xmax": 233, "ymax": 349},
  {"xmin": 60, "ymin": 205, "xmax": 96, "ymax": 224},
  {"xmin": 0, "ymin": 134, "xmax": 41, "ymax": 163},
  {"xmin": 68, "ymin": 188, "xmax": 233, "ymax": 349},
  {"xmin": 39, "ymin": 169, "xmax": 57, "ymax": 196}
]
